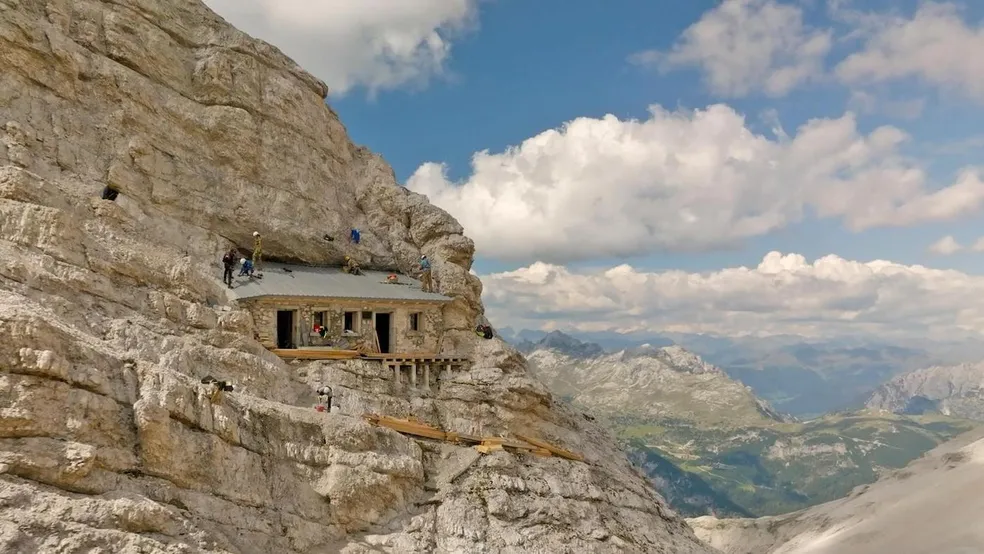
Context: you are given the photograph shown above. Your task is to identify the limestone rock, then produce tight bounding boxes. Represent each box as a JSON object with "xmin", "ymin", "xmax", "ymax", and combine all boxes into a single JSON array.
[
  {"xmin": 865, "ymin": 361, "xmax": 984, "ymax": 420},
  {"xmin": 0, "ymin": 1, "xmax": 714, "ymax": 552}
]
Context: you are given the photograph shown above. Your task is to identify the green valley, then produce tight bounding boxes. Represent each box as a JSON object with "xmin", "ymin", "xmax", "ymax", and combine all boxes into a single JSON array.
[
  {"xmin": 520, "ymin": 332, "xmax": 977, "ymax": 517},
  {"xmin": 615, "ymin": 412, "xmax": 974, "ymax": 516}
]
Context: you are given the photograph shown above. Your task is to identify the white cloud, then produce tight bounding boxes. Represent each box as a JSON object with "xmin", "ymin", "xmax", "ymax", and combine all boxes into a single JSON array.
[
  {"xmin": 928, "ymin": 235, "xmax": 963, "ymax": 255},
  {"xmin": 481, "ymin": 252, "xmax": 984, "ymax": 340},
  {"xmin": 835, "ymin": 2, "xmax": 984, "ymax": 103},
  {"xmin": 203, "ymin": 0, "xmax": 477, "ymax": 95},
  {"xmin": 630, "ymin": 0, "xmax": 832, "ymax": 97},
  {"xmin": 408, "ymin": 103, "xmax": 984, "ymax": 263}
]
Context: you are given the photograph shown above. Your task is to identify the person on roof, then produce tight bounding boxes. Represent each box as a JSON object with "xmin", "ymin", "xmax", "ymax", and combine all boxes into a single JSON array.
[
  {"xmin": 342, "ymin": 255, "xmax": 362, "ymax": 275},
  {"xmin": 418, "ymin": 255, "xmax": 433, "ymax": 293},
  {"xmin": 239, "ymin": 257, "xmax": 254, "ymax": 277},
  {"xmin": 221, "ymin": 247, "xmax": 237, "ymax": 288},
  {"xmin": 251, "ymin": 231, "xmax": 263, "ymax": 273}
]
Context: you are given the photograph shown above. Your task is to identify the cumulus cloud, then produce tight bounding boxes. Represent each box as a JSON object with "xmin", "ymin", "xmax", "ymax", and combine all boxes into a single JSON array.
[
  {"xmin": 835, "ymin": 2, "xmax": 984, "ymax": 102},
  {"xmin": 928, "ymin": 235, "xmax": 963, "ymax": 255},
  {"xmin": 630, "ymin": 0, "xmax": 831, "ymax": 97},
  {"xmin": 480, "ymin": 252, "xmax": 984, "ymax": 340},
  {"xmin": 407, "ymin": 103, "xmax": 984, "ymax": 263},
  {"xmin": 203, "ymin": 0, "xmax": 477, "ymax": 94}
]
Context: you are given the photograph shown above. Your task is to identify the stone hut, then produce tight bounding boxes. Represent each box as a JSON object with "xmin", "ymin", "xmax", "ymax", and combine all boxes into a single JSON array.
[{"xmin": 232, "ymin": 263, "xmax": 452, "ymax": 355}]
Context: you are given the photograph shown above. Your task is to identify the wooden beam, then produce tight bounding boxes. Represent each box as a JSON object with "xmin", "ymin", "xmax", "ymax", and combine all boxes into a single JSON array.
[
  {"xmin": 361, "ymin": 414, "xmax": 584, "ymax": 462},
  {"xmin": 514, "ymin": 433, "xmax": 585, "ymax": 462},
  {"xmin": 270, "ymin": 348, "xmax": 360, "ymax": 360},
  {"xmin": 364, "ymin": 414, "xmax": 447, "ymax": 440}
]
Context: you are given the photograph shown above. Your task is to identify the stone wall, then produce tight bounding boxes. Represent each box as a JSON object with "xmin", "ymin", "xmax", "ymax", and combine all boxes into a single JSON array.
[{"xmin": 244, "ymin": 296, "xmax": 445, "ymax": 353}]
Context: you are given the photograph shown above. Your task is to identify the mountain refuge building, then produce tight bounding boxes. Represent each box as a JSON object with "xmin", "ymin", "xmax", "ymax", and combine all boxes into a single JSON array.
[{"xmin": 231, "ymin": 263, "xmax": 452, "ymax": 355}]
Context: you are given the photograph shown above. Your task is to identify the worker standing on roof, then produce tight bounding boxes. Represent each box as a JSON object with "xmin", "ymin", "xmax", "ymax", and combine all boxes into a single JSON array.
[
  {"xmin": 221, "ymin": 247, "xmax": 237, "ymax": 288},
  {"xmin": 419, "ymin": 255, "xmax": 433, "ymax": 292},
  {"xmin": 252, "ymin": 231, "xmax": 263, "ymax": 274}
]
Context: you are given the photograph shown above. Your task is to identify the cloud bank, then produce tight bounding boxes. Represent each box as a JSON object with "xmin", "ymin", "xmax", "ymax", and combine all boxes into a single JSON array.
[
  {"xmin": 481, "ymin": 252, "xmax": 984, "ymax": 341},
  {"xmin": 408, "ymin": 104, "xmax": 984, "ymax": 263},
  {"xmin": 204, "ymin": 0, "xmax": 477, "ymax": 94}
]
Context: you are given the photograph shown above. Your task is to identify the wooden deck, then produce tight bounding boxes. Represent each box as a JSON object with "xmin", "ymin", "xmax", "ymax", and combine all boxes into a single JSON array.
[
  {"xmin": 269, "ymin": 349, "xmax": 469, "ymax": 363},
  {"xmin": 268, "ymin": 349, "xmax": 471, "ymax": 390},
  {"xmin": 361, "ymin": 353, "xmax": 470, "ymax": 364},
  {"xmin": 270, "ymin": 348, "xmax": 361, "ymax": 360}
]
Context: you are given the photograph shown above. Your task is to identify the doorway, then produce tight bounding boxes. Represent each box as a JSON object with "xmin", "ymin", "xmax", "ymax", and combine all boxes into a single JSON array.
[
  {"xmin": 374, "ymin": 312, "xmax": 391, "ymax": 354},
  {"xmin": 276, "ymin": 310, "xmax": 296, "ymax": 349}
]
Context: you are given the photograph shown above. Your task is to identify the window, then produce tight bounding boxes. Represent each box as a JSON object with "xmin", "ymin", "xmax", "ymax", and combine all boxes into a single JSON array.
[
  {"xmin": 312, "ymin": 311, "xmax": 325, "ymax": 329},
  {"xmin": 409, "ymin": 312, "xmax": 421, "ymax": 332},
  {"xmin": 343, "ymin": 311, "xmax": 356, "ymax": 332}
]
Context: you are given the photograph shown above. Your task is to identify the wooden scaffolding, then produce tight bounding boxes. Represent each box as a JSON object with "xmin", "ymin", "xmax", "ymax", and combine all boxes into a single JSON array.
[
  {"xmin": 361, "ymin": 353, "xmax": 470, "ymax": 391},
  {"xmin": 267, "ymin": 348, "xmax": 470, "ymax": 390}
]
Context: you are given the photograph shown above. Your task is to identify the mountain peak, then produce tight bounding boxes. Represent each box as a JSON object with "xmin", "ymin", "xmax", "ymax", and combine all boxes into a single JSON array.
[
  {"xmin": 617, "ymin": 344, "xmax": 721, "ymax": 375},
  {"xmin": 532, "ymin": 330, "xmax": 606, "ymax": 358}
]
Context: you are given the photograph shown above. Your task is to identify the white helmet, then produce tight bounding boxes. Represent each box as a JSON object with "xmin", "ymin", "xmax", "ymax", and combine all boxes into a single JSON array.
[
  {"xmin": 420, "ymin": 255, "xmax": 427, "ymax": 259},
  {"xmin": 253, "ymin": 231, "xmax": 260, "ymax": 237},
  {"xmin": 240, "ymin": 258, "xmax": 246, "ymax": 264}
]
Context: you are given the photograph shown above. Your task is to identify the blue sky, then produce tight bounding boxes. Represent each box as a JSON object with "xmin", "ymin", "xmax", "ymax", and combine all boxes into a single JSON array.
[
  {"xmin": 328, "ymin": 0, "xmax": 984, "ymax": 275},
  {"xmin": 210, "ymin": 0, "xmax": 984, "ymax": 340}
]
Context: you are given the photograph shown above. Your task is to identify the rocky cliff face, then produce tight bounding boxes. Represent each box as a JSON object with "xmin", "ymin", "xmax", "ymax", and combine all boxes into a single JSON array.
[
  {"xmin": 688, "ymin": 426, "xmax": 984, "ymax": 554},
  {"xmin": 866, "ymin": 361, "xmax": 984, "ymax": 420},
  {"xmin": 0, "ymin": 1, "xmax": 714, "ymax": 552}
]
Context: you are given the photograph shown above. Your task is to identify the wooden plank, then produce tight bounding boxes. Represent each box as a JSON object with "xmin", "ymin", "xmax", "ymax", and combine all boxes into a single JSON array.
[
  {"xmin": 270, "ymin": 348, "xmax": 360, "ymax": 360},
  {"xmin": 364, "ymin": 414, "xmax": 448, "ymax": 440},
  {"xmin": 361, "ymin": 414, "xmax": 571, "ymax": 462},
  {"xmin": 515, "ymin": 433, "xmax": 585, "ymax": 462}
]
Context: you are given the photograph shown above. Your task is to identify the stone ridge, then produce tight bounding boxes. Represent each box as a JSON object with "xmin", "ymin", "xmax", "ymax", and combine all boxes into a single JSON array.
[
  {"xmin": 0, "ymin": 1, "xmax": 715, "ymax": 552},
  {"xmin": 866, "ymin": 361, "xmax": 984, "ymax": 420},
  {"xmin": 526, "ymin": 343, "xmax": 784, "ymax": 426}
]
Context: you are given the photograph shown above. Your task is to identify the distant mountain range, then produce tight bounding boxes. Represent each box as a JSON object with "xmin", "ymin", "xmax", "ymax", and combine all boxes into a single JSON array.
[
  {"xmin": 520, "ymin": 332, "xmax": 976, "ymax": 518},
  {"xmin": 503, "ymin": 327, "xmax": 984, "ymax": 417},
  {"xmin": 866, "ymin": 361, "xmax": 984, "ymax": 420},
  {"xmin": 522, "ymin": 331, "xmax": 785, "ymax": 427}
]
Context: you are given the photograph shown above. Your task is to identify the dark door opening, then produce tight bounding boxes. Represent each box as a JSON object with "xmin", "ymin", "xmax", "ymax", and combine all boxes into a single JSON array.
[
  {"xmin": 374, "ymin": 312, "xmax": 391, "ymax": 354},
  {"xmin": 276, "ymin": 310, "xmax": 295, "ymax": 349}
]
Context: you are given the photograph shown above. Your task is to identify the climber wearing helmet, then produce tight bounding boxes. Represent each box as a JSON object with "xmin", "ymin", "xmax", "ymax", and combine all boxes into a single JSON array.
[
  {"xmin": 251, "ymin": 231, "xmax": 263, "ymax": 274},
  {"xmin": 316, "ymin": 385, "xmax": 333, "ymax": 413},
  {"xmin": 418, "ymin": 255, "xmax": 433, "ymax": 293},
  {"xmin": 239, "ymin": 257, "xmax": 254, "ymax": 277},
  {"xmin": 342, "ymin": 255, "xmax": 362, "ymax": 275}
]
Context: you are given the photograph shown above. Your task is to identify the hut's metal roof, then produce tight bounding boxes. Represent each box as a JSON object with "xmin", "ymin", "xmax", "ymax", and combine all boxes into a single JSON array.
[{"xmin": 228, "ymin": 263, "xmax": 451, "ymax": 303}]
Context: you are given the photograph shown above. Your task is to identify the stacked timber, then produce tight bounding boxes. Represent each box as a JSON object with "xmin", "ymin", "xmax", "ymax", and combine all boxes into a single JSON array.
[{"xmin": 362, "ymin": 413, "xmax": 585, "ymax": 462}]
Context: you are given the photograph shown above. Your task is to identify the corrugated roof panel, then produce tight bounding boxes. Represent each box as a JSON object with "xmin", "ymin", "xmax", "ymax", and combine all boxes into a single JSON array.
[{"xmin": 227, "ymin": 263, "xmax": 452, "ymax": 303}]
